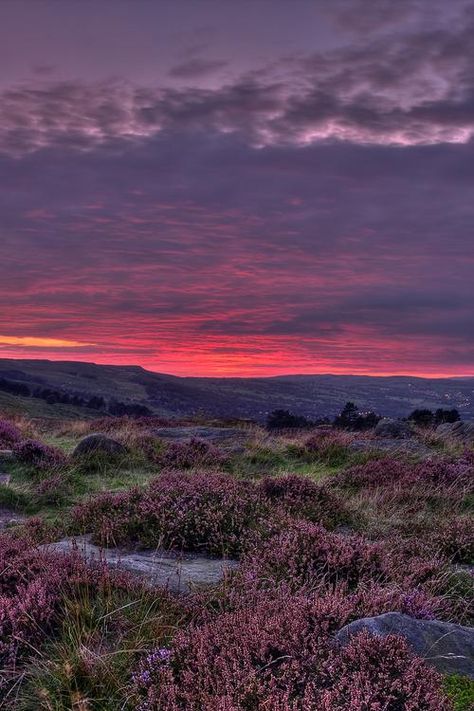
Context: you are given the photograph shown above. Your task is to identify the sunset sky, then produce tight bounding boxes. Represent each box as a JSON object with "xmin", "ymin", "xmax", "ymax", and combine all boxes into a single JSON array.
[{"xmin": 1, "ymin": 0, "xmax": 473, "ymax": 376}]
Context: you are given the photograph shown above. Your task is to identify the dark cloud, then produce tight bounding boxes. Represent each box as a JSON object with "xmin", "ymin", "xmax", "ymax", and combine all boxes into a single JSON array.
[
  {"xmin": 0, "ymin": 0, "xmax": 472, "ymax": 375},
  {"xmin": 168, "ymin": 58, "xmax": 228, "ymax": 79}
]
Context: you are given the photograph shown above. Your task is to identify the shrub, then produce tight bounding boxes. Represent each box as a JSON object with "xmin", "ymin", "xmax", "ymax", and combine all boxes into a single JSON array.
[
  {"xmin": 71, "ymin": 471, "xmax": 271, "ymax": 556},
  {"xmin": 259, "ymin": 474, "xmax": 350, "ymax": 529},
  {"xmin": 266, "ymin": 409, "xmax": 312, "ymax": 430},
  {"xmin": 333, "ymin": 456, "xmax": 474, "ymax": 494},
  {"xmin": 158, "ymin": 438, "xmax": 226, "ymax": 469},
  {"xmin": 321, "ymin": 631, "xmax": 448, "ymax": 710},
  {"xmin": 13, "ymin": 439, "xmax": 67, "ymax": 471},
  {"xmin": 34, "ymin": 472, "xmax": 70, "ymax": 506},
  {"xmin": 238, "ymin": 520, "xmax": 386, "ymax": 593},
  {"xmin": 130, "ymin": 591, "xmax": 448, "ymax": 710},
  {"xmin": 0, "ymin": 418, "xmax": 22, "ymax": 447}
]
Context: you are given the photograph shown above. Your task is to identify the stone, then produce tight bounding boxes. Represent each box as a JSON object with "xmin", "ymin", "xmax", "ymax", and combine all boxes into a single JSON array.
[
  {"xmin": 0, "ymin": 508, "xmax": 25, "ymax": 531},
  {"xmin": 40, "ymin": 536, "xmax": 238, "ymax": 595},
  {"xmin": 335, "ymin": 612, "xmax": 474, "ymax": 678},
  {"xmin": 374, "ymin": 418, "xmax": 413, "ymax": 439},
  {"xmin": 437, "ymin": 421, "xmax": 474, "ymax": 442},
  {"xmin": 72, "ymin": 433, "xmax": 127, "ymax": 458},
  {"xmin": 0, "ymin": 449, "xmax": 15, "ymax": 465},
  {"xmin": 151, "ymin": 426, "xmax": 250, "ymax": 450}
]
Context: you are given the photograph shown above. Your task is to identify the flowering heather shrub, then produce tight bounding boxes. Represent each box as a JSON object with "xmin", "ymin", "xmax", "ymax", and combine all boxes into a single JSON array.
[
  {"xmin": 259, "ymin": 474, "xmax": 350, "ymax": 529},
  {"xmin": 0, "ymin": 418, "xmax": 22, "ymax": 447},
  {"xmin": 71, "ymin": 471, "xmax": 271, "ymax": 555},
  {"xmin": 12, "ymin": 438, "xmax": 67, "ymax": 471},
  {"xmin": 333, "ymin": 456, "xmax": 474, "ymax": 494},
  {"xmin": 158, "ymin": 438, "xmax": 227, "ymax": 469},
  {"xmin": 321, "ymin": 631, "xmax": 449, "ymax": 710},
  {"xmin": 34, "ymin": 472, "xmax": 70, "ymax": 505},
  {"xmin": 238, "ymin": 520, "xmax": 386, "ymax": 592},
  {"xmin": 130, "ymin": 590, "xmax": 449, "ymax": 710}
]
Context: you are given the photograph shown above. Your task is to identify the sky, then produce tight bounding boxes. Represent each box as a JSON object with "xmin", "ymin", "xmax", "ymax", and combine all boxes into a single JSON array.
[{"xmin": 0, "ymin": 0, "xmax": 473, "ymax": 377}]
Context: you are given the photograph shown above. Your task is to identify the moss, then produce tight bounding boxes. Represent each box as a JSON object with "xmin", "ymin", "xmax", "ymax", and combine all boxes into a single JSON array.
[{"xmin": 443, "ymin": 674, "xmax": 474, "ymax": 711}]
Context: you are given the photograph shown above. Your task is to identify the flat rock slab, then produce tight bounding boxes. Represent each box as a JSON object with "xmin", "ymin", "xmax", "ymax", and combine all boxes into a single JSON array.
[
  {"xmin": 349, "ymin": 438, "xmax": 432, "ymax": 457},
  {"xmin": 151, "ymin": 427, "xmax": 250, "ymax": 448},
  {"xmin": 335, "ymin": 612, "xmax": 474, "ymax": 678},
  {"xmin": 0, "ymin": 508, "xmax": 26, "ymax": 531},
  {"xmin": 41, "ymin": 536, "xmax": 238, "ymax": 594}
]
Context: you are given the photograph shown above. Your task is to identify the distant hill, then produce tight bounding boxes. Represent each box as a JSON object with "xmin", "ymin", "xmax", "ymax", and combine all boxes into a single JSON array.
[{"xmin": 0, "ymin": 358, "xmax": 473, "ymax": 421}]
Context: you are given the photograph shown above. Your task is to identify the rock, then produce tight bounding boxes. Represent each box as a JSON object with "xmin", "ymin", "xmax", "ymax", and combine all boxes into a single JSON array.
[
  {"xmin": 437, "ymin": 421, "xmax": 474, "ymax": 442},
  {"xmin": 335, "ymin": 612, "xmax": 474, "ymax": 678},
  {"xmin": 72, "ymin": 433, "xmax": 127, "ymax": 458},
  {"xmin": 349, "ymin": 438, "xmax": 431, "ymax": 457},
  {"xmin": 0, "ymin": 449, "xmax": 15, "ymax": 465},
  {"xmin": 374, "ymin": 418, "xmax": 413, "ymax": 439},
  {"xmin": 40, "ymin": 536, "xmax": 238, "ymax": 594},
  {"xmin": 151, "ymin": 426, "xmax": 250, "ymax": 450},
  {"xmin": 0, "ymin": 508, "xmax": 26, "ymax": 531}
]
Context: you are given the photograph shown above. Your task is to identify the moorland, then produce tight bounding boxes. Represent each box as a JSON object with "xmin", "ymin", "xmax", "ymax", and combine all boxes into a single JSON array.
[{"xmin": 0, "ymin": 397, "xmax": 473, "ymax": 709}]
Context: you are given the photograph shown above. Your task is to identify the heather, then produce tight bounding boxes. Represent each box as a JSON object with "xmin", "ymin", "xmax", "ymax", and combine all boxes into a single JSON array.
[{"xmin": 0, "ymin": 413, "xmax": 471, "ymax": 708}]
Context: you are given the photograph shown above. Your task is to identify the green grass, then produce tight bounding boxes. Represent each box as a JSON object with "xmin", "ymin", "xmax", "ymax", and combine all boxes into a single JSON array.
[
  {"xmin": 443, "ymin": 674, "xmax": 474, "ymax": 711},
  {"xmin": 15, "ymin": 581, "xmax": 185, "ymax": 711}
]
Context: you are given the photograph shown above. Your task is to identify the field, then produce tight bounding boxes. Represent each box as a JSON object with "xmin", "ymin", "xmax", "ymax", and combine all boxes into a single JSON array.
[{"xmin": 0, "ymin": 412, "xmax": 473, "ymax": 710}]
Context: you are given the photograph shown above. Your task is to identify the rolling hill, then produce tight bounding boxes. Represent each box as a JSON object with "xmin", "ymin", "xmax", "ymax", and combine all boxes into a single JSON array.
[{"xmin": 0, "ymin": 358, "xmax": 473, "ymax": 421}]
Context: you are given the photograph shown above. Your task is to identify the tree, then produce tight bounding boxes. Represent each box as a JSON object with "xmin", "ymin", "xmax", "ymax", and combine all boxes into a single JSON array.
[
  {"xmin": 407, "ymin": 409, "xmax": 434, "ymax": 427},
  {"xmin": 334, "ymin": 402, "xmax": 380, "ymax": 431},
  {"xmin": 266, "ymin": 409, "xmax": 311, "ymax": 430},
  {"xmin": 434, "ymin": 408, "xmax": 460, "ymax": 425}
]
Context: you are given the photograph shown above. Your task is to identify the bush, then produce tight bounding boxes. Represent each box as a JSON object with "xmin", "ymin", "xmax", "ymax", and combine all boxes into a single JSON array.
[
  {"xmin": 266, "ymin": 409, "xmax": 312, "ymax": 430},
  {"xmin": 259, "ymin": 474, "xmax": 350, "ymax": 529},
  {"xmin": 71, "ymin": 471, "xmax": 271, "ymax": 556},
  {"xmin": 12, "ymin": 439, "xmax": 67, "ymax": 471},
  {"xmin": 130, "ymin": 592, "xmax": 448, "ymax": 710},
  {"xmin": 0, "ymin": 418, "xmax": 22, "ymax": 447},
  {"xmin": 158, "ymin": 438, "xmax": 226, "ymax": 469}
]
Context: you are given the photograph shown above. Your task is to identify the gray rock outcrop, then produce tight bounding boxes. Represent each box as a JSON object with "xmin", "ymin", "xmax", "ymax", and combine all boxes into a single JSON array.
[
  {"xmin": 41, "ymin": 536, "xmax": 238, "ymax": 594},
  {"xmin": 437, "ymin": 421, "xmax": 474, "ymax": 442},
  {"xmin": 335, "ymin": 612, "xmax": 474, "ymax": 678},
  {"xmin": 374, "ymin": 418, "xmax": 413, "ymax": 439}
]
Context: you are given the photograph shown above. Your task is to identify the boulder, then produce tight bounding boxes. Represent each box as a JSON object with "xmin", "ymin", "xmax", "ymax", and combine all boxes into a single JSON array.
[
  {"xmin": 374, "ymin": 418, "xmax": 413, "ymax": 439},
  {"xmin": 437, "ymin": 421, "xmax": 474, "ymax": 442},
  {"xmin": 335, "ymin": 612, "xmax": 474, "ymax": 678},
  {"xmin": 41, "ymin": 536, "xmax": 238, "ymax": 595},
  {"xmin": 72, "ymin": 433, "xmax": 127, "ymax": 458}
]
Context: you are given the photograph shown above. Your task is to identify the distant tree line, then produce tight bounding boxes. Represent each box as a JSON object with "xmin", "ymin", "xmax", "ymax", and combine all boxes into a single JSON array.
[
  {"xmin": 407, "ymin": 408, "xmax": 460, "ymax": 427},
  {"xmin": 266, "ymin": 402, "xmax": 461, "ymax": 431},
  {"xmin": 0, "ymin": 376, "xmax": 152, "ymax": 417}
]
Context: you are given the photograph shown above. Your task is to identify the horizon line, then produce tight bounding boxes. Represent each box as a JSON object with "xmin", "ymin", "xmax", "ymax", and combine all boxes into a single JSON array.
[{"xmin": 0, "ymin": 355, "xmax": 473, "ymax": 380}]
